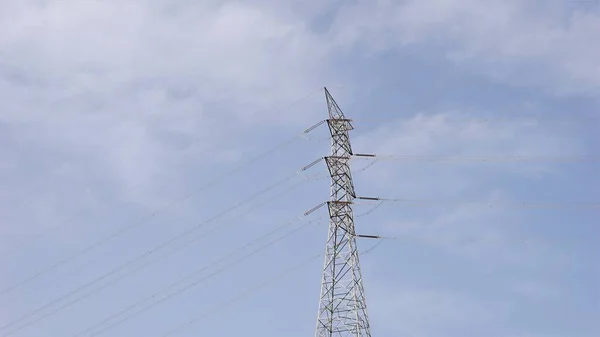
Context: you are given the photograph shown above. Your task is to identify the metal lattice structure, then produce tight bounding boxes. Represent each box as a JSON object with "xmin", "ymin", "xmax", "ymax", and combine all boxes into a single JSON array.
[{"xmin": 315, "ymin": 88, "xmax": 372, "ymax": 337}]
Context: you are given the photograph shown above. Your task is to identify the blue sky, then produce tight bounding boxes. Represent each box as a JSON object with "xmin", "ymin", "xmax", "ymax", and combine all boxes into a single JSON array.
[{"xmin": 0, "ymin": 1, "xmax": 598, "ymax": 336}]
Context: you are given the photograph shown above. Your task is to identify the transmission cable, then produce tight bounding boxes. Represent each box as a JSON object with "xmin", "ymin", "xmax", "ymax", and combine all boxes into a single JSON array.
[
  {"xmin": 355, "ymin": 197, "xmax": 600, "ymax": 209},
  {"xmin": 0, "ymin": 118, "xmax": 328, "ymax": 297},
  {"xmin": 68, "ymin": 217, "xmax": 325, "ymax": 337},
  {"xmin": 161, "ymin": 254, "xmax": 322, "ymax": 337},
  {"xmin": 352, "ymin": 154, "xmax": 600, "ymax": 163},
  {"xmin": 158, "ymin": 239, "xmax": 386, "ymax": 337},
  {"xmin": 0, "ymin": 87, "xmax": 325, "ymax": 263},
  {"xmin": 355, "ymin": 201, "xmax": 385, "ymax": 218},
  {"xmin": 0, "ymin": 164, "xmax": 325, "ymax": 334},
  {"xmin": 351, "ymin": 114, "xmax": 600, "ymax": 126},
  {"xmin": 3, "ymin": 170, "xmax": 327, "ymax": 313}
]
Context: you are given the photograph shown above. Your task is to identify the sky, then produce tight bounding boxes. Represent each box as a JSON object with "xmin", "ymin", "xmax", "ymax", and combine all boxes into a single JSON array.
[{"xmin": 0, "ymin": 0, "xmax": 598, "ymax": 336}]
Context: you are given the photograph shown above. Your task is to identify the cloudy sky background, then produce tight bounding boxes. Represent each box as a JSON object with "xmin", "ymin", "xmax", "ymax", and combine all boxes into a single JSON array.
[{"xmin": 0, "ymin": 0, "xmax": 598, "ymax": 336}]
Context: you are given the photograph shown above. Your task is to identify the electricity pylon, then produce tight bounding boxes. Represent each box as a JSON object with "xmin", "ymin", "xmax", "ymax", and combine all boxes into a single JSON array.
[{"xmin": 315, "ymin": 88, "xmax": 372, "ymax": 337}]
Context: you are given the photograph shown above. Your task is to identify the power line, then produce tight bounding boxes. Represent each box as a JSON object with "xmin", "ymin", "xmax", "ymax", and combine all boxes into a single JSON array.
[
  {"xmin": 160, "ymin": 254, "xmax": 322, "ymax": 337},
  {"xmin": 352, "ymin": 154, "xmax": 600, "ymax": 163},
  {"xmin": 355, "ymin": 197, "xmax": 600, "ymax": 209},
  {"xmin": 0, "ymin": 87, "xmax": 326, "ymax": 263},
  {"xmin": 158, "ymin": 237, "xmax": 387, "ymax": 337},
  {"xmin": 0, "ymin": 120, "xmax": 327, "ymax": 297},
  {"xmin": 0, "ymin": 165, "xmax": 325, "ymax": 334},
  {"xmin": 355, "ymin": 201, "xmax": 385, "ymax": 217},
  {"xmin": 2, "ymin": 170, "xmax": 327, "ymax": 311},
  {"xmin": 70, "ymin": 218, "xmax": 325, "ymax": 337},
  {"xmin": 351, "ymin": 114, "xmax": 600, "ymax": 126}
]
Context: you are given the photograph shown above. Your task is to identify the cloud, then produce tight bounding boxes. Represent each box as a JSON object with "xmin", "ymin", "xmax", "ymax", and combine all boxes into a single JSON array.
[
  {"xmin": 353, "ymin": 111, "xmax": 584, "ymax": 195},
  {"xmin": 382, "ymin": 201, "xmax": 561, "ymax": 268},
  {"xmin": 1, "ymin": 0, "xmax": 595, "ymax": 213},
  {"xmin": 0, "ymin": 0, "xmax": 331, "ymax": 104},
  {"xmin": 0, "ymin": 2, "xmax": 596, "ymax": 337},
  {"xmin": 351, "ymin": 110, "xmax": 595, "ymax": 336},
  {"xmin": 0, "ymin": 0, "xmax": 335, "ymax": 209},
  {"xmin": 347, "ymin": 111, "xmax": 586, "ymax": 277},
  {"xmin": 328, "ymin": 0, "xmax": 600, "ymax": 94}
]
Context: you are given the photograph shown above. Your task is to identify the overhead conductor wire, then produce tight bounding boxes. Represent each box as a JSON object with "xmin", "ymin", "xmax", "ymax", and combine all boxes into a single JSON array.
[
  {"xmin": 0, "ymin": 161, "xmax": 327, "ymax": 336},
  {"xmin": 0, "ymin": 87, "xmax": 325, "ymax": 263},
  {"xmin": 352, "ymin": 153, "xmax": 600, "ymax": 163},
  {"xmin": 158, "ymin": 238, "xmax": 387, "ymax": 337},
  {"xmin": 71, "ymin": 216, "xmax": 326, "ymax": 337},
  {"xmin": 3, "ymin": 169, "xmax": 328, "ymax": 309},
  {"xmin": 0, "ymin": 91, "xmax": 328, "ymax": 297},
  {"xmin": 351, "ymin": 114, "xmax": 600, "ymax": 125},
  {"xmin": 355, "ymin": 196, "xmax": 600, "ymax": 210}
]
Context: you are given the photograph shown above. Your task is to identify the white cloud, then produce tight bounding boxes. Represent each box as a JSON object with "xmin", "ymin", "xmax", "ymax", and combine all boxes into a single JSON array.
[
  {"xmin": 382, "ymin": 201, "xmax": 561, "ymax": 267},
  {"xmin": 352, "ymin": 112, "xmax": 580, "ymax": 267},
  {"xmin": 0, "ymin": 0, "xmax": 330, "ymax": 109},
  {"xmin": 354, "ymin": 111, "xmax": 583, "ymax": 194},
  {"xmin": 0, "ymin": 2, "xmax": 595, "ymax": 336},
  {"xmin": 350, "ymin": 110, "xmax": 589, "ymax": 336},
  {"xmin": 329, "ymin": 0, "xmax": 600, "ymax": 94},
  {"xmin": 1, "ymin": 0, "xmax": 595, "ymax": 212},
  {"xmin": 0, "ymin": 0, "xmax": 333, "ymax": 208}
]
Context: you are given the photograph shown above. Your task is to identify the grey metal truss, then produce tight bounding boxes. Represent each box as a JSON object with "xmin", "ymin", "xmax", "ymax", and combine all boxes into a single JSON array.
[{"xmin": 315, "ymin": 88, "xmax": 372, "ymax": 337}]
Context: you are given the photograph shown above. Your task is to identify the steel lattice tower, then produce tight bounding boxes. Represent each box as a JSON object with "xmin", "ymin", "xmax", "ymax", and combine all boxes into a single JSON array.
[{"xmin": 315, "ymin": 88, "xmax": 372, "ymax": 337}]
